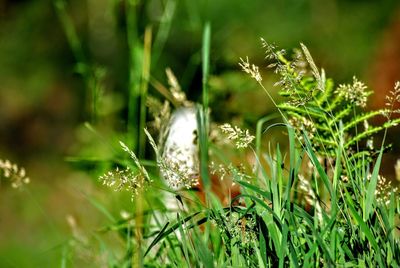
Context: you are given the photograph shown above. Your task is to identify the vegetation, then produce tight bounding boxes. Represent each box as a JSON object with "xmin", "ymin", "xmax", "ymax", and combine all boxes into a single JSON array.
[
  {"xmin": 59, "ymin": 31, "xmax": 400, "ymax": 266},
  {"xmin": 1, "ymin": 1, "xmax": 400, "ymax": 267}
]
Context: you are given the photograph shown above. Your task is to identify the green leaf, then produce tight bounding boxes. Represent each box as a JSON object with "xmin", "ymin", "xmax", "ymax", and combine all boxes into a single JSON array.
[
  {"xmin": 197, "ymin": 105, "xmax": 211, "ymax": 190},
  {"xmin": 202, "ymin": 22, "xmax": 211, "ymax": 109},
  {"xmin": 365, "ymin": 148, "xmax": 383, "ymax": 220},
  {"xmin": 303, "ymin": 133, "xmax": 332, "ymax": 196},
  {"xmin": 144, "ymin": 211, "xmax": 204, "ymax": 256}
]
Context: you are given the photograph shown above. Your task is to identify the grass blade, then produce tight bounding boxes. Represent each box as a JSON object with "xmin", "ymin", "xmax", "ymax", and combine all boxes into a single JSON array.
[
  {"xmin": 303, "ymin": 133, "xmax": 332, "ymax": 196},
  {"xmin": 197, "ymin": 22, "xmax": 212, "ymax": 192},
  {"xmin": 365, "ymin": 148, "xmax": 383, "ymax": 220}
]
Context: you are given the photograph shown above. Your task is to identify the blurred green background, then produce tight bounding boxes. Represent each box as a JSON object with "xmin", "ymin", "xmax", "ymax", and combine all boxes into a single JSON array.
[{"xmin": 1, "ymin": 0, "xmax": 400, "ymax": 266}]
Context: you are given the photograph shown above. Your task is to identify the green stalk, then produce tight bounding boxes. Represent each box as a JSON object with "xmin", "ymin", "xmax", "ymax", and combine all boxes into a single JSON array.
[
  {"xmin": 202, "ymin": 22, "xmax": 211, "ymax": 111},
  {"xmin": 126, "ymin": 1, "xmax": 144, "ymax": 267},
  {"xmin": 53, "ymin": 0, "xmax": 85, "ymax": 67},
  {"xmin": 197, "ymin": 22, "xmax": 211, "ymax": 192},
  {"xmin": 151, "ymin": 0, "xmax": 177, "ymax": 66},
  {"xmin": 54, "ymin": 0, "xmax": 99, "ymax": 122},
  {"xmin": 139, "ymin": 27, "xmax": 152, "ymax": 158},
  {"xmin": 126, "ymin": 0, "xmax": 142, "ymax": 151}
]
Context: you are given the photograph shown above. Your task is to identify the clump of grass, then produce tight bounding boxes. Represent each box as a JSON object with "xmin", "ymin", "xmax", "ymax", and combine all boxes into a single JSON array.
[
  {"xmin": 59, "ymin": 9, "xmax": 400, "ymax": 263},
  {"xmin": 172, "ymin": 43, "xmax": 397, "ymax": 266}
]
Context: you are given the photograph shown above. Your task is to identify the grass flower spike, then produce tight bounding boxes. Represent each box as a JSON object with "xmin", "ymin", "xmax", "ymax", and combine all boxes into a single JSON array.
[
  {"xmin": 99, "ymin": 167, "xmax": 146, "ymax": 199},
  {"xmin": 385, "ymin": 81, "xmax": 400, "ymax": 118},
  {"xmin": 220, "ymin": 123, "xmax": 255, "ymax": 149},
  {"xmin": 335, "ymin": 76, "xmax": 369, "ymax": 108},
  {"xmin": 0, "ymin": 159, "xmax": 30, "ymax": 189},
  {"xmin": 99, "ymin": 142, "xmax": 152, "ymax": 200},
  {"xmin": 239, "ymin": 57, "xmax": 262, "ymax": 82}
]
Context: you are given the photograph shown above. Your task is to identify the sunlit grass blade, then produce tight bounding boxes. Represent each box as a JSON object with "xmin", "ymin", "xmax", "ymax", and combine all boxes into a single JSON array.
[
  {"xmin": 303, "ymin": 133, "xmax": 332, "ymax": 196},
  {"xmin": 365, "ymin": 148, "xmax": 383, "ymax": 220},
  {"xmin": 144, "ymin": 211, "xmax": 205, "ymax": 256},
  {"xmin": 255, "ymin": 114, "xmax": 280, "ymax": 157},
  {"xmin": 236, "ymin": 180, "xmax": 272, "ymax": 200},
  {"xmin": 284, "ymin": 124, "xmax": 296, "ymax": 209},
  {"xmin": 202, "ymin": 22, "xmax": 211, "ymax": 109},
  {"xmin": 197, "ymin": 105, "xmax": 210, "ymax": 191},
  {"xmin": 196, "ymin": 22, "xmax": 212, "ymax": 193}
]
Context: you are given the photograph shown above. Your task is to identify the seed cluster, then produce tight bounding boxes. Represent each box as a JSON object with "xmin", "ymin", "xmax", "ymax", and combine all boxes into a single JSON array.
[
  {"xmin": 0, "ymin": 159, "xmax": 30, "ymax": 189},
  {"xmin": 335, "ymin": 76, "xmax": 369, "ymax": 108},
  {"xmin": 239, "ymin": 57, "xmax": 262, "ymax": 83},
  {"xmin": 220, "ymin": 123, "xmax": 255, "ymax": 149},
  {"xmin": 99, "ymin": 167, "xmax": 146, "ymax": 199}
]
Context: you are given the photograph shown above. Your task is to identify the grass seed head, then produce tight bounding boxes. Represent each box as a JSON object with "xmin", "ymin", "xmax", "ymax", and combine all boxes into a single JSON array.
[
  {"xmin": 219, "ymin": 123, "xmax": 255, "ymax": 149},
  {"xmin": 384, "ymin": 81, "xmax": 400, "ymax": 119},
  {"xmin": 0, "ymin": 159, "xmax": 30, "ymax": 189},
  {"xmin": 239, "ymin": 57, "xmax": 262, "ymax": 82},
  {"xmin": 335, "ymin": 76, "xmax": 369, "ymax": 108},
  {"xmin": 99, "ymin": 167, "xmax": 147, "ymax": 200}
]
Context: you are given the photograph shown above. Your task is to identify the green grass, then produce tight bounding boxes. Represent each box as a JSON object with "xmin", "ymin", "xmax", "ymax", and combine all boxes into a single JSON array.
[
  {"xmin": 68, "ymin": 46, "xmax": 400, "ymax": 267},
  {"xmin": 198, "ymin": 22, "xmax": 211, "ymax": 192},
  {"xmin": 51, "ymin": 1, "xmax": 400, "ymax": 267}
]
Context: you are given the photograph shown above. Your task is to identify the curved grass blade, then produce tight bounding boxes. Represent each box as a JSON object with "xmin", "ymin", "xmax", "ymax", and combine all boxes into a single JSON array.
[{"xmin": 144, "ymin": 211, "xmax": 204, "ymax": 256}]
